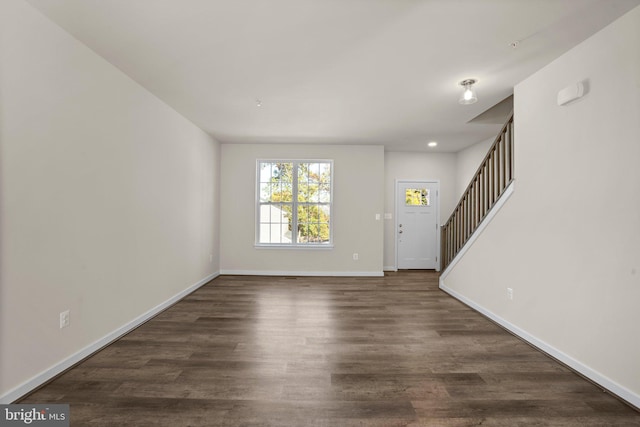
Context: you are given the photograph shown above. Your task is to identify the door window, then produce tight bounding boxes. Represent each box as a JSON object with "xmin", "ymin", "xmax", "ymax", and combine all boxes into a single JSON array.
[{"xmin": 405, "ymin": 188, "xmax": 430, "ymax": 206}]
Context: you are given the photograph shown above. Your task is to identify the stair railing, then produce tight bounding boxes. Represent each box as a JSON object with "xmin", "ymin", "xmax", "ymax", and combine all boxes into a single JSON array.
[{"xmin": 441, "ymin": 113, "xmax": 514, "ymax": 270}]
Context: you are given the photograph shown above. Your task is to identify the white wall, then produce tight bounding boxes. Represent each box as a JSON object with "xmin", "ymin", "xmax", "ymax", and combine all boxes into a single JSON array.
[
  {"xmin": 220, "ymin": 144, "xmax": 384, "ymax": 275},
  {"xmin": 455, "ymin": 137, "xmax": 494, "ymax": 199},
  {"xmin": 442, "ymin": 6, "xmax": 640, "ymax": 406},
  {"xmin": 384, "ymin": 152, "xmax": 456, "ymax": 270},
  {"xmin": 0, "ymin": 0, "xmax": 220, "ymax": 401}
]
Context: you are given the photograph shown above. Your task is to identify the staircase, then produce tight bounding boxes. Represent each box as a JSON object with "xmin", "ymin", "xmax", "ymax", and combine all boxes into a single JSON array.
[{"xmin": 441, "ymin": 113, "xmax": 514, "ymax": 270}]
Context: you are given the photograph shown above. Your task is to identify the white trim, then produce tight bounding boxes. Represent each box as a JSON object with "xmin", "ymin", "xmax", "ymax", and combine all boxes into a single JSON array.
[
  {"xmin": 383, "ymin": 266, "xmax": 398, "ymax": 272},
  {"xmin": 220, "ymin": 270, "xmax": 384, "ymax": 277},
  {"xmin": 395, "ymin": 179, "xmax": 441, "ymax": 271},
  {"xmin": 440, "ymin": 181, "xmax": 515, "ymax": 279},
  {"xmin": 0, "ymin": 272, "xmax": 219, "ymax": 404},
  {"xmin": 438, "ymin": 282, "xmax": 640, "ymax": 410},
  {"xmin": 254, "ymin": 244, "xmax": 334, "ymax": 250}
]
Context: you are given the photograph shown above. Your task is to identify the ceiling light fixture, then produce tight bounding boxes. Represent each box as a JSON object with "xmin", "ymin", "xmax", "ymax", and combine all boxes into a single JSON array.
[
  {"xmin": 256, "ymin": 99, "xmax": 262, "ymax": 107},
  {"xmin": 458, "ymin": 79, "xmax": 478, "ymax": 105},
  {"xmin": 427, "ymin": 141, "xmax": 438, "ymax": 148}
]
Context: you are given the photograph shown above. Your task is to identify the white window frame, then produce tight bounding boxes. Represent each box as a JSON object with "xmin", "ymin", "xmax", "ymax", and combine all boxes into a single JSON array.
[{"xmin": 255, "ymin": 159, "xmax": 334, "ymax": 249}]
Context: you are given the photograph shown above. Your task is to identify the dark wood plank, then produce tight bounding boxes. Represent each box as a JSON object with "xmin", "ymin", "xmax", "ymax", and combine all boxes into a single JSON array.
[{"xmin": 19, "ymin": 271, "xmax": 640, "ymax": 426}]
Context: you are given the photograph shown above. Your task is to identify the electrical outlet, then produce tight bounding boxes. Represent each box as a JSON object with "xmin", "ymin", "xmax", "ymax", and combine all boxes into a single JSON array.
[
  {"xmin": 507, "ymin": 288, "xmax": 513, "ymax": 301},
  {"xmin": 353, "ymin": 253, "xmax": 359, "ymax": 261},
  {"xmin": 59, "ymin": 310, "xmax": 70, "ymax": 329},
  {"xmin": 375, "ymin": 213, "xmax": 381, "ymax": 221}
]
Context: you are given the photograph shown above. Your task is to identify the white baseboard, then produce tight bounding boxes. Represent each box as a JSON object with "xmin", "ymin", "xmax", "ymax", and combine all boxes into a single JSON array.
[
  {"xmin": 383, "ymin": 266, "xmax": 397, "ymax": 272},
  {"xmin": 220, "ymin": 269, "xmax": 384, "ymax": 277},
  {"xmin": 439, "ymin": 281, "xmax": 640, "ymax": 410},
  {"xmin": 0, "ymin": 272, "xmax": 219, "ymax": 404}
]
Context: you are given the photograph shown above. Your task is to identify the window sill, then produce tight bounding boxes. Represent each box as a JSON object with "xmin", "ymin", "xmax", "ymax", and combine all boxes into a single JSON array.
[{"xmin": 254, "ymin": 244, "xmax": 334, "ymax": 250}]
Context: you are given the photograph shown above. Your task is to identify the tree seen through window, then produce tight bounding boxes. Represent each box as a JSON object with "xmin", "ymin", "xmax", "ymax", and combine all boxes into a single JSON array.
[{"xmin": 258, "ymin": 161, "xmax": 332, "ymax": 245}]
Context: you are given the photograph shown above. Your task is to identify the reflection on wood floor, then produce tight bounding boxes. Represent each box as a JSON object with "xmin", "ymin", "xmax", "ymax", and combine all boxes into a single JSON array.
[{"xmin": 21, "ymin": 271, "xmax": 640, "ymax": 426}]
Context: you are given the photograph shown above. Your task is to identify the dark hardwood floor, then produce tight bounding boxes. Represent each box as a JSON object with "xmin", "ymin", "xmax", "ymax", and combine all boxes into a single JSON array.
[{"xmin": 21, "ymin": 271, "xmax": 640, "ymax": 426}]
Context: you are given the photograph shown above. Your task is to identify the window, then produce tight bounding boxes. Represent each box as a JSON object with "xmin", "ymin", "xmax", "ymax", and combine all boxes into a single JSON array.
[
  {"xmin": 405, "ymin": 188, "xmax": 430, "ymax": 206},
  {"xmin": 257, "ymin": 160, "xmax": 332, "ymax": 247}
]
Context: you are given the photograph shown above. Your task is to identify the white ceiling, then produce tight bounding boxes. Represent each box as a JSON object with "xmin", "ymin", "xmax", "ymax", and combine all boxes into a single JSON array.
[{"xmin": 25, "ymin": 0, "xmax": 640, "ymax": 152}]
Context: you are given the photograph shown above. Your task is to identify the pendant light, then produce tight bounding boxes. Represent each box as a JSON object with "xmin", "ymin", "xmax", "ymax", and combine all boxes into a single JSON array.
[{"xmin": 458, "ymin": 79, "xmax": 478, "ymax": 105}]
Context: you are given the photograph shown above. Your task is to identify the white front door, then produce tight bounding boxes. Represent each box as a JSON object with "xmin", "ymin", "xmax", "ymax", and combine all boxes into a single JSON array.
[{"xmin": 396, "ymin": 181, "xmax": 439, "ymax": 270}]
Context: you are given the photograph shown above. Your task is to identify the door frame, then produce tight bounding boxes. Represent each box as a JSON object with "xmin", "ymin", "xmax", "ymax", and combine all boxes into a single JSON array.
[{"xmin": 395, "ymin": 179, "xmax": 441, "ymax": 271}]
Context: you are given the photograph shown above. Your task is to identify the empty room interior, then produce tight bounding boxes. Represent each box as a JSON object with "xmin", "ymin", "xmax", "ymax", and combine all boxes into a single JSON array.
[{"xmin": 1, "ymin": 0, "xmax": 639, "ymax": 425}]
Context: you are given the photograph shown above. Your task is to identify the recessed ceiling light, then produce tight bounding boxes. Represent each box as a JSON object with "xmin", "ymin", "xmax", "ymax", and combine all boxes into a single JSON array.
[{"xmin": 428, "ymin": 141, "xmax": 438, "ymax": 148}]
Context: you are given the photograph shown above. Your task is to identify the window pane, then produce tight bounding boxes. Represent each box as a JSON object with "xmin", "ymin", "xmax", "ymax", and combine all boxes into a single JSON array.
[
  {"xmin": 297, "ymin": 224, "xmax": 309, "ymax": 243},
  {"xmin": 258, "ymin": 203, "xmax": 292, "ymax": 244},
  {"xmin": 280, "ymin": 182, "xmax": 293, "ymax": 202},
  {"xmin": 405, "ymin": 188, "xmax": 430, "ymax": 206},
  {"xmin": 297, "ymin": 205, "xmax": 309, "ymax": 224},
  {"xmin": 317, "ymin": 223, "xmax": 330, "ymax": 243},
  {"xmin": 307, "ymin": 223, "xmax": 320, "ymax": 242},
  {"xmin": 259, "ymin": 162, "xmax": 294, "ymax": 203},
  {"xmin": 319, "ymin": 204, "xmax": 330, "ymax": 217},
  {"xmin": 308, "ymin": 163, "xmax": 320, "ymax": 183},
  {"xmin": 259, "ymin": 183, "xmax": 271, "ymax": 202},
  {"xmin": 259, "ymin": 223, "xmax": 271, "ymax": 243},
  {"xmin": 297, "ymin": 163, "xmax": 306, "ymax": 203},
  {"xmin": 272, "ymin": 163, "xmax": 284, "ymax": 180},
  {"xmin": 259, "ymin": 163, "xmax": 273, "ymax": 183},
  {"xmin": 297, "ymin": 182, "xmax": 309, "ymax": 202},
  {"xmin": 318, "ymin": 185, "xmax": 330, "ymax": 203},
  {"xmin": 269, "ymin": 182, "xmax": 283, "ymax": 202},
  {"xmin": 319, "ymin": 163, "xmax": 331, "ymax": 180},
  {"xmin": 308, "ymin": 183, "xmax": 319, "ymax": 202},
  {"xmin": 302, "ymin": 222, "xmax": 329, "ymax": 244},
  {"xmin": 297, "ymin": 203, "xmax": 330, "ymax": 244},
  {"xmin": 297, "ymin": 163, "xmax": 309, "ymax": 184}
]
